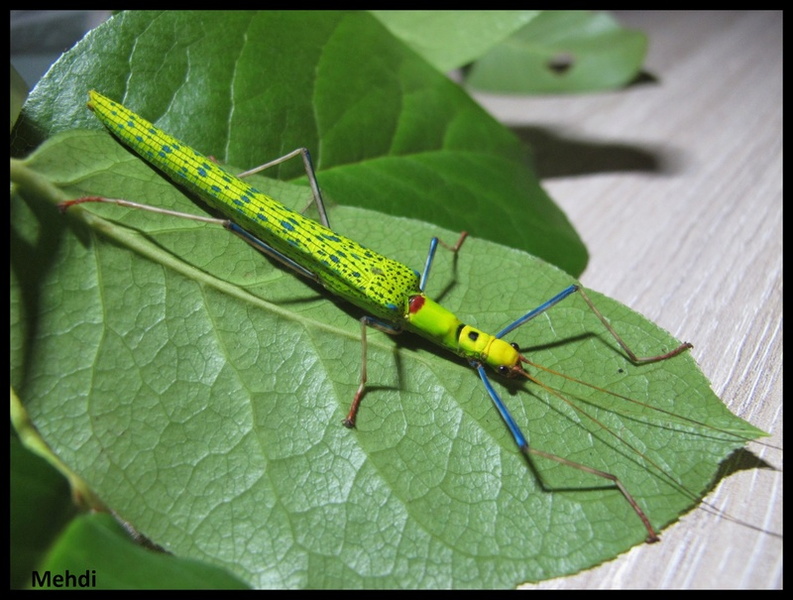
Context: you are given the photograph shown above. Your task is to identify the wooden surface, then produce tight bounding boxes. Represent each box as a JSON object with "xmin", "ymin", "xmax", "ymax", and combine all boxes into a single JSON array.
[{"xmin": 475, "ymin": 11, "xmax": 782, "ymax": 589}]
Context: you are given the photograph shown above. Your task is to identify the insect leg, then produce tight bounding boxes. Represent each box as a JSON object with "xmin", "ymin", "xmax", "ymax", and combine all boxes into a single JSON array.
[
  {"xmin": 495, "ymin": 285, "xmax": 578, "ymax": 338},
  {"xmin": 224, "ymin": 223, "xmax": 319, "ymax": 282},
  {"xmin": 475, "ymin": 363, "xmax": 660, "ymax": 543},
  {"xmin": 236, "ymin": 148, "xmax": 329, "ymax": 228},
  {"xmin": 419, "ymin": 232, "xmax": 469, "ymax": 292},
  {"xmin": 58, "ymin": 197, "xmax": 322, "ymax": 283},
  {"xmin": 58, "ymin": 196, "xmax": 228, "ymax": 224},
  {"xmin": 497, "ymin": 284, "xmax": 692, "ymax": 364},
  {"xmin": 342, "ymin": 316, "xmax": 402, "ymax": 429},
  {"xmin": 575, "ymin": 286, "xmax": 692, "ymax": 362}
]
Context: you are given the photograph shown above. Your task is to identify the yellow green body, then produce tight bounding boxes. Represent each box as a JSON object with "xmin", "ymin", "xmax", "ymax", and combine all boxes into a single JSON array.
[{"xmin": 85, "ymin": 91, "xmax": 520, "ymax": 373}]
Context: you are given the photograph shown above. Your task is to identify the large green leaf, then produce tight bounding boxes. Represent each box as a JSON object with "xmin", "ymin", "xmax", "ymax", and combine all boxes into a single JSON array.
[
  {"xmin": 11, "ymin": 10, "xmax": 586, "ymax": 276},
  {"xmin": 11, "ymin": 127, "xmax": 764, "ymax": 588}
]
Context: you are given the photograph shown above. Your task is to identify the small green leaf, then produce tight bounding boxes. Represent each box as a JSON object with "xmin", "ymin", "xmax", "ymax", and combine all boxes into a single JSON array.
[
  {"xmin": 371, "ymin": 10, "xmax": 540, "ymax": 72},
  {"xmin": 12, "ymin": 127, "xmax": 764, "ymax": 588},
  {"xmin": 33, "ymin": 514, "xmax": 249, "ymax": 589},
  {"xmin": 10, "ymin": 434, "xmax": 75, "ymax": 589},
  {"xmin": 465, "ymin": 11, "xmax": 648, "ymax": 93}
]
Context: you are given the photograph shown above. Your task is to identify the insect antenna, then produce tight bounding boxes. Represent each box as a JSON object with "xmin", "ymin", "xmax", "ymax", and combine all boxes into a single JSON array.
[{"xmin": 513, "ymin": 354, "xmax": 781, "ymax": 538}]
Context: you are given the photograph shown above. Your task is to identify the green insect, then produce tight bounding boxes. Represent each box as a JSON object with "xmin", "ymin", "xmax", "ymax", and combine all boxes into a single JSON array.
[{"xmin": 61, "ymin": 90, "xmax": 695, "ymax": 543}]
